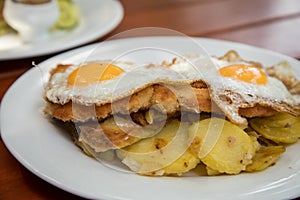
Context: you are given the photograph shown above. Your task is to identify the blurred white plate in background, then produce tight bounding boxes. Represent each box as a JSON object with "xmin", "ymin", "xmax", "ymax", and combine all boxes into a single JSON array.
[{"xmin": 0, "ymin": 0, "xmax": 123, "ymax": 60}]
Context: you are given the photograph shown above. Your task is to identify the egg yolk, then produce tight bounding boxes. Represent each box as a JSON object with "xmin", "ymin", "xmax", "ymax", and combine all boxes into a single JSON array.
[
  {"xmin": 68, "ymin": 63, "xmax": 124, "ymax": 86},
  {"xmin": 218, "ymin": 64, "xmax": 267, "ymax": 85}
]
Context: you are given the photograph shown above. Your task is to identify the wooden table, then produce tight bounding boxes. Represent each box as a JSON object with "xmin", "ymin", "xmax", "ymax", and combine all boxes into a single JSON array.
[{"xmin": 1, "ymin": 0, "xmax": 300, "ymax": 199}]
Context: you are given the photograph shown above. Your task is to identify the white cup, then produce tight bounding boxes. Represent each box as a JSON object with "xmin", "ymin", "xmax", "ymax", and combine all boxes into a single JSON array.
[{"xmin": 3, "ymin": 0, "xmax": 59, "ymax": 43}]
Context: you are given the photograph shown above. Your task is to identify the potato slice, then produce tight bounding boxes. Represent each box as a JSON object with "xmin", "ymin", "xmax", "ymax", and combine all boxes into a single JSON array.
[
  {"xmin": 245, "ymin": 146, "xmax": 285, "ymax": 172},
  {"xmin": 161, "ymin": 150, "xmax": 200, "ymax": 176},
  {"xmin": 250, "ymin": 136, "xmax": 261, "ymax": 152},
  {"xmin": 116, "ymin": 119, "xmax": 199, "ymax": 176},
  {"xmin": 189, "ymin": 118, "xmax": 255, "ymax": 174},
  {"xmin": 206, "ymin": 166, "xmax": 222, "ymax": 176},
  {"xmin": 250, "ymin": 113, "xmax": 300, "ymax": 144}
]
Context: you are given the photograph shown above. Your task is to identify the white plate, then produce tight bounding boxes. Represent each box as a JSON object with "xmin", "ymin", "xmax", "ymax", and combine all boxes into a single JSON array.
[
  {"xmin": 1, "ymin": 37, "xmax": 300, "ymax": 200},
  {"xmin": 0, "ymin": 0, "xmax": 123, "ymax": 61}
]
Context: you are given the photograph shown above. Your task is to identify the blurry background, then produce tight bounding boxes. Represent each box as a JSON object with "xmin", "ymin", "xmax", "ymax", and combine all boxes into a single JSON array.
[{"xmin": 113, "ymin": 0, "xmax": 300, "ymax": 58}]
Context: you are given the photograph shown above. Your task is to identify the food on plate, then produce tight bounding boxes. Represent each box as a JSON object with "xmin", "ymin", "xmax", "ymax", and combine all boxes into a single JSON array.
[
  {"xmin": 189, "ymin": 118, "xmax": 255, "ymax": 175},
  {"xmin": 52, "ymin": 0, "xmax": 79, "ymax": 30},
  {"xmin": 116, "ymin": 119, "xmax": 200, "ymax": 176},
  {"xmin": 43, "ymin": 50, "xmax": 300, "ymax": 176},
  {"xmin": 0, "ymin": 0, "xmax": 14, "ymax": 36},
  {"xmin": 245, "ymin": 145, "xmax": 285, "ymax": 172},
  {"xmin": 0, "ymin": 19, "xmax": 14, "ymax": 36},
  {"xmin": 250, "ymin": 112, "xmax": 300, "ymax": 144},
  {"xmin": 265, "ymin": 61, "xmax": 300, "ymax": 96}
]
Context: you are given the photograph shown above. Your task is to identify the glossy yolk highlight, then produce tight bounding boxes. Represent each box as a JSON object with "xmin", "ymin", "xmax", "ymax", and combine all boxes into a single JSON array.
[
  {"xmin": 218, "ymin": 64, "xmax": 267, "ymax": 85},
  {"xmin": 68, "ymin": 63, "xmax": 124, "ymax": 86}
]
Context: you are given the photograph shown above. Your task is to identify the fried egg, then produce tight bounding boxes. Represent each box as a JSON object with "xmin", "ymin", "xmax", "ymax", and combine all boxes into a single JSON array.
[
  {"xmin": 44, "ymin": 53, "xmax": 300, "ymax": 127},
  {"xmin": 45, "ymin": 59, "xmax": 198, "ymax": 106},
  {"xmin": 172, "ymin": 54, "xmax": 300, "ymax": 127}
]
